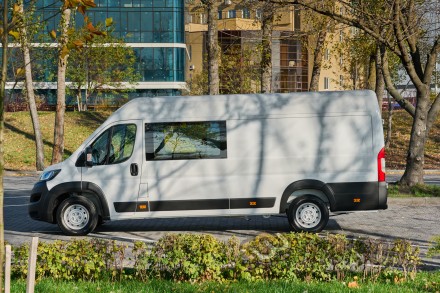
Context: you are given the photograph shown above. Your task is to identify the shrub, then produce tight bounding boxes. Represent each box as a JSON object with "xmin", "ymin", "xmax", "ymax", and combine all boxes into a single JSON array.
[
  {"xmin": 10, "ymin": 233, "xmax": 422, "ymax": 284},
  {"xmin": 12, "ymin": 239, "xmax": 127, "ymax": 281},
  {"xmin": 145, "ymin": 233, "xmax": 231, "ymax": 282},
  {"xmin": 427, "ymin": 236, "xmax": 440, "ymax": 258}
]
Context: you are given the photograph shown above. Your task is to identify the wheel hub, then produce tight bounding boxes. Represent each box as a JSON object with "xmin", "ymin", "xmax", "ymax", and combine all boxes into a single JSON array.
[
  {"xmin": 64, "ymin": 204, "xmax": 89, "ymax": 230},
  {"xmin": 296, "ymin": 203, "xmax": 321, "ymax": 228}
]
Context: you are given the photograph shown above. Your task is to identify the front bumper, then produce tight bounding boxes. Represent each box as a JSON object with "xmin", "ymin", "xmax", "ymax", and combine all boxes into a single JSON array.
[{"xmin": 28, "ymin": 181, "xmax": 55, "ymax": 223}]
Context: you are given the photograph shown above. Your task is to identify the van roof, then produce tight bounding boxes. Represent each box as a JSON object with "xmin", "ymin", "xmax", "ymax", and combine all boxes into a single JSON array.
[{"xmin": 107, "ymin": 90, "xmax": 379, "ymax": 123}]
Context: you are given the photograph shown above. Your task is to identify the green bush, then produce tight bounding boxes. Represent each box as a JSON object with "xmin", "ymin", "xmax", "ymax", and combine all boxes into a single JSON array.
[
  {"xmin": 145, "ymin": 233, "xmax": 233, "ymax": 282},
  {"xmin": 12, "ymin": 239, "xmax": 126, "ymax": 281},
  {"xmin": 10, "ymin": 233, "xmax": 422, "ymax": 284},
  {"xmin": 428, "ymin": 236, "xmax": 440, "ymax": 258}
]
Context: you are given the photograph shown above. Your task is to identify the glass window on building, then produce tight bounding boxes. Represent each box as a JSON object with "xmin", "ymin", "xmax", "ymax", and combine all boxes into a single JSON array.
[
  {"xmin": 121, "ymin": 0, "xmax": 133, "ymax": 7},
  {"xmin": 228, "ymin": 10, "xmax": 236, "ymax": 18},
  {"xmin": 324, "ymin": 77, "xmax": 330, "ymax": 90},
  {"xmin": 218, "ymin": 10, "xmax": 223, "ymax": 19},
  {"xmin": 242, "ymin": 8, "xmax": 251, "ymax": 19},
  {"xmin": 256, "ymin": 9, "xmax": 262, "ymax": 20}
]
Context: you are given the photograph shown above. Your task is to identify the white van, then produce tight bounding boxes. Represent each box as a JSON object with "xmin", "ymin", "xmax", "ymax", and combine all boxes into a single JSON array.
[{"xmin": 29, "ymin": 90, "xmax": 387, "ymax": 236}]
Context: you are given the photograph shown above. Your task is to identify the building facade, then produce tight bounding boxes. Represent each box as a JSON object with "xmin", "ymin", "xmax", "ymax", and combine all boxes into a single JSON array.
[
  {"xmin": 185, "ymin": 2, "xmax": 309, "ymax": 94},
  {"xmin": 5, "ymin": 0, "xmax": 186, "ymax": 107},
  {"xmin": 185, "ymin": 1, "xmax": 361, "ymax": 94}
]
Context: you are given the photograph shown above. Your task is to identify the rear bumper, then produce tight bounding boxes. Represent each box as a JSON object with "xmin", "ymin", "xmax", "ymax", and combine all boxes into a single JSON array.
[
  {"xmin": 378, "ymin": 182, "xmax": 388, "ymax": 209},
  {"xmin": 328, "ymin": 181, "xmax": 388, "ymax": 212}
]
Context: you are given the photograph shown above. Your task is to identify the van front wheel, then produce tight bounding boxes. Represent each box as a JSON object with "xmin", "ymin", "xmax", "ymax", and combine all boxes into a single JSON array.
[
  {"xmin": 287, "ymin": 195, "xmax": 329, "ymax": 233},
  {"xmin": 56, "ymin": 197, "xmax": 98, "ymax": 236}
]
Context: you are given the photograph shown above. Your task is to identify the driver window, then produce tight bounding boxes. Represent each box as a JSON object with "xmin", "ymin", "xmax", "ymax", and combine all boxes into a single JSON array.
[{"xmin": 90, "ymin": 124, "xmax": 136, "ymax": 165}]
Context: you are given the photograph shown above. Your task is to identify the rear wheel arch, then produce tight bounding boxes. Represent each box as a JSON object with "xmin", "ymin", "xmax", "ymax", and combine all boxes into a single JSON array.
[{"xmin": 279, "ymin": 180, "xmax": 336, "ymax": 213}]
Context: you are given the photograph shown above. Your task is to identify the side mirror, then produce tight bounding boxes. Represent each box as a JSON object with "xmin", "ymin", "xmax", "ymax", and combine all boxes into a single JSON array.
[
  {"xmin": 75, "ymin": 146, "xmax": 94, "ymax": 167},
  {"xmin": 85, "ymin": 146, "xmax": 93, "ymax": 167}
]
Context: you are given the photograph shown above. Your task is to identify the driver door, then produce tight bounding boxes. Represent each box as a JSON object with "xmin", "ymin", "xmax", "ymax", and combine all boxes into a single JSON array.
[{"xmin": 81, "ymin": 120, "xmax": 143, "ymax": 218}]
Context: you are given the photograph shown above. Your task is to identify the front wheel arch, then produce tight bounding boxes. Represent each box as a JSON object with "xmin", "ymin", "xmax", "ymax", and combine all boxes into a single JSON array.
[{"xmin": 46, "ymin": 182, "xmax": 110, "ymax": 223}]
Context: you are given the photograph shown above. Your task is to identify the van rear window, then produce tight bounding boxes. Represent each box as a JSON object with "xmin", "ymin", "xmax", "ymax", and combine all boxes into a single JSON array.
[{"xmin": 145, "ymin": 121, "xmax": 227, "ymax": 160}]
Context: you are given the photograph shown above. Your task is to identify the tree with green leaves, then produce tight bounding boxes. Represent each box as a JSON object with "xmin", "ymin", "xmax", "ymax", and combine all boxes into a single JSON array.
[
  {"xmin": 50, "ymin": 0, "xmax": 98, "ymax": 164},
  {"xmin": 13, "ymin": 0, "xmax": 45, "ymax": 170},
  {"xmin": 201, "ymin": 0, "xmax": 220, "ymax": 95},
  {"xmin": 290, "ymin": 0, "xmax": 440, "ymax": 186},
  {"xmin": 67, "ymin": 20, "xmax": 140, "ymax": 111},
  {"xmin": 188, "ymin": 44, "xmax": 260, "ymax": 95},
  {"xmin": 0, "ymin": 1, "xmax": 20, "ymax": 290}
]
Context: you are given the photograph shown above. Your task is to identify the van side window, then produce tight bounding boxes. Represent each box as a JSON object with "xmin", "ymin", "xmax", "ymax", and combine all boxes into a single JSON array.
[
  {"xmin": 145, "ymin": 121, "xmax": 227, "ymax": 160},
  {"xmin": 90, "ymin": 124, "xmax": 136, "ymax": 165}
]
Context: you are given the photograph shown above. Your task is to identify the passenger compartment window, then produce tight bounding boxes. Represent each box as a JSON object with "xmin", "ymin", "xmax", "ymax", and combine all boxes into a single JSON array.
[
  {"xmin": 90, "ymin": 124, "xmax": 136, "ymax": 165},
  {"xmin": 145, "ymin": 121, "xmax": 227, "ymax": 160}
]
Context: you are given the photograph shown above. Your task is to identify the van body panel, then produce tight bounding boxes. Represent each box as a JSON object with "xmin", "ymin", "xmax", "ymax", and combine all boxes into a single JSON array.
[{"xmin": 29, "ymin": 90, "xmax": 387, "ymax": 233}]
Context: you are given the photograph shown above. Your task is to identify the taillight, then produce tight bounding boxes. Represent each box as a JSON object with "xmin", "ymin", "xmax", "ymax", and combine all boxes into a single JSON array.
[{"xmin": 377, "ymin": 147, "xmax": 386, "ymax": 182}]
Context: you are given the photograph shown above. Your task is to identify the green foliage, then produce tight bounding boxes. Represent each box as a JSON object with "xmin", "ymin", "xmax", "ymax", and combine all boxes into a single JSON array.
[
  {"xmin": 9, "ymin": 233, "xmax": 423, "ymax": 285},
  {"xmin": 12, "ymin": 239, "xmax": 127, "ymax": 281},
  {"xmin": 188, "ymin": 44, "xmax": 260, "ymax": 96},
  {"xmin": 428, "ymin": 236, "xmax": 440, "ymax": 258},
  {"xmin": 133, "ymin": 233, "xmax": 421, "ymax": 283},
  {"xmin": 66, "ymin": 22, "xmax": 140, "ymax": 110},
  {"xmin": 146, "ymin": 234, "xmax": 230, "ymax": 282},
  {"xmin": 10, "ymin": 272, "xmax": 440, "ymax": 293},
  {"xmin": 388, "ymin": 183, "xmax": 440, "ymax": 198}
]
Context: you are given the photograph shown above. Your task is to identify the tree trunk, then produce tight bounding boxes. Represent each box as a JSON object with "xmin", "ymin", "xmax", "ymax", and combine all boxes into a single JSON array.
[
  {"xmin": 19, "ymin": 1, "xmax": 45, "ymax": 170},
  {"xmin": 52, "ymin": 7, "xmax": 71, "ymax": 164},
  {"xmin": 0, "ymin": 1, "xmax": 8, "ymax": 291},
  {"xmin": 206, "ymin": 0, "xmax": 219, "ymax": 95},
  {"xmin": 309, "ymin": 28, "xmax": 327, "ymax": 91},
  {"xmin": 375, "ymin": 45, "xmax": 385, "ymax": 117},
  {"xmin": 385, "ymin": 93, "xmax": 393, "ymax": 149},
  {"xmin": 367, "ymin": 54, "xmax": 376, "ymax": 91},
  {"xmin": 261, "ymin": 6, "xmax": 273, "ymax": 94},
  {"xmin": 400, "ymin": 88, "xmax": 430, "ymax": 186}
]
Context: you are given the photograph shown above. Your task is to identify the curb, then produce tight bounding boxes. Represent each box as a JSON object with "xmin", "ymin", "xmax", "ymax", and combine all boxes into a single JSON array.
[
  {"xmin": 387, "ymin": 170, "xmax": 440, "ymax": 175},
  {"xmin": 388, "ymin": 197, "xmax": 440, "ymax": 205}
]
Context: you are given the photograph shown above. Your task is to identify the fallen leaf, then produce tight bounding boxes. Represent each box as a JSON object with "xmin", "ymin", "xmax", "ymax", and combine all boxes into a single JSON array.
[{"xmin": 348, "ymin": 281, "xmax": 359, "ymax": 288}]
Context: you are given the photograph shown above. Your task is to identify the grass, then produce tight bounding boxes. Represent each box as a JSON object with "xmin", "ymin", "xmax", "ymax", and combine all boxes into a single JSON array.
[
  {"xmin": 4, "ymin": 111, "xmax": 111, "ymax": 170},
  {"xmin": 9, "ymin": 272, "xmax": 440, "ymax": 293},
  {"xmin": 4, "ymin": 109, "xmax": 440, "ymax": 171},
  {"xmin": 388, "ymin": 183, "xmax": 440, "ymax": 197}
]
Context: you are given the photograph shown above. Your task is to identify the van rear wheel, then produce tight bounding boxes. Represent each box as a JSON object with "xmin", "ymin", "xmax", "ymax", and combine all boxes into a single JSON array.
[
  {"xmin": 56, "ymin": 197, "xmax": 98, "ymax": 236},
  {"xmin": 287, "ymin": 195, "xmax": 329, "ymax": 233}
]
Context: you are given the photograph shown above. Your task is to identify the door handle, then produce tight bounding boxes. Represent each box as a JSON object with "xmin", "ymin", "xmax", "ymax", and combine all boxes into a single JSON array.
[{"xmin": 130, "ymin": 163, "xmax": 139, "ymax": 176}]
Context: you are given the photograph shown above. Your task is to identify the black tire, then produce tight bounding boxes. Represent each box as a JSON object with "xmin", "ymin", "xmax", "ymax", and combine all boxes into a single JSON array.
[
  {"xmin": 56, "ymin": 197, "xmax": 98, "ymax": 236},
  {"xmin": 287, "ymin": 195, "xmax": 329, "ymax": 233}
]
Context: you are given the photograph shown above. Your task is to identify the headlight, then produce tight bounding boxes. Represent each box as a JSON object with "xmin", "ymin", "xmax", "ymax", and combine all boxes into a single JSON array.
[{"xmin": 39, "ymin": 169, "xmax": 61, "ymax": 181}]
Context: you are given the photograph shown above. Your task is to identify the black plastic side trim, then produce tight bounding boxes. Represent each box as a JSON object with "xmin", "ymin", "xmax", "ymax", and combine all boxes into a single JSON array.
[
  {"xmin": 114, "ymin": 197, "xmax": 276, "ymax": 213},
  {"xmin": 150, "ymin": 199, "xmax": 229, "ymax": 212},
  {"xmin": 230, "ymin": 197, "xmax": 276, "ymax": 209}
]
